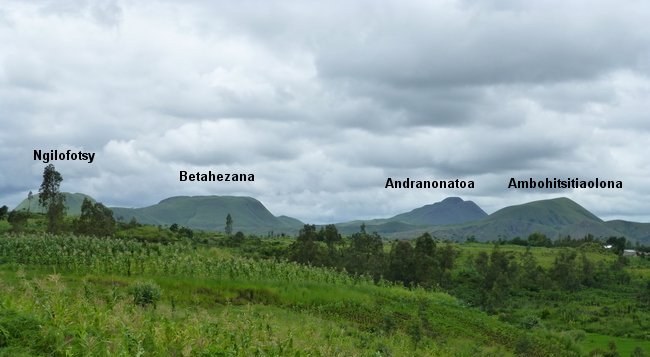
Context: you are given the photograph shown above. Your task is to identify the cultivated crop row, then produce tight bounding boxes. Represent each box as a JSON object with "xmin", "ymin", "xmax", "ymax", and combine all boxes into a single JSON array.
[{"xmin": 0, "ymin": 234, "xmax": 374, "ymax": 286}]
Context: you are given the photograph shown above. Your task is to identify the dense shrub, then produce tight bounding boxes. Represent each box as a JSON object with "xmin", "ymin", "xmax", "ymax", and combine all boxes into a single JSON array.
[{"xmin": 130, "ymin": 281, "xmax": 162, "ymax": 308}]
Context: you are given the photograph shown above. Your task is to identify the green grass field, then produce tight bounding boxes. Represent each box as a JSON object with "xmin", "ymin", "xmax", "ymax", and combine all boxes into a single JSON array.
[
  {"xmin": 0, "ymin": 233, "xmax": 586, "ymax": 356},
  {"xmin": 0, "ymin": 231, "xmax": 648, "ymax": 356},
  {"xmin": 455, "ymin": 242, "xmax": 618, "ymax": 268},
  {"xmin": 580, "ymin": 333, "xmax": 650, "ymax": 356}
]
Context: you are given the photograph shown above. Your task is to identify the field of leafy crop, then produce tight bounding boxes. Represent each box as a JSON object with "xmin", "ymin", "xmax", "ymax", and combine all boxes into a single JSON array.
[{"xmin": 0, "ymin": 233, "xmax": 583, "ymax": 356}]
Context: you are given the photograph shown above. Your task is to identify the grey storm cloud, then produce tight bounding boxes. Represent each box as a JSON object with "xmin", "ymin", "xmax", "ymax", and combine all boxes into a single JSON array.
[{"xmin": 1, "ymin": 0, "xmax": 650, "ymax": 223}]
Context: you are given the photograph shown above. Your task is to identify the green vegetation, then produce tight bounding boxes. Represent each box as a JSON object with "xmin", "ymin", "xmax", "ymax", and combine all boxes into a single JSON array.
[
  {"xmin": 11, "ymin": 192, "xmax": 650, "ymax": 245},
  {"xmin": 336, "ymin": 197, "xmax": 487, "ymax": 235},
  {"xmin": 109, "ymin": 196, "xmax": 303, "ymax": 235},
  {"xmin": 0, "ymin": 233, "xmax": 570, "ymax": 356},
  {"xmin": 7, "ymin": 211, "xmax": 29, "ymax": 233},
  {"xmin": 73, "ymin": 198, "xmax": 116, "ymax": 237},
  {"xmin": 0, "ymin": 216, "xmax": 648, "ymax": 355},
  {"xmin": 225, "ymin": 212, "xmax": 233, "ymax": 236},
  {"xmin": 1, "ymin": 168, "xmax": 648, "ymax": 355},
  {"xmin": 423, "ymin": 197, "xmax": 623, "ymax": 242},
  {"xmin": 14, "ymin": 192, "xmax": 96, "ymax": 216},
  {"xmin": 38, "ymin": 164, "xmax": 66, "ymax": 234},
  {"xmin": 580, "ymin": 333, "xmax": 650, "ymax": 356},
  {"xmin": 130, "ymin": 280, "xmax": 163, "ymax": 307},
  {"xmin": 390, "ymin": 197, "xmax": 487, "ymax": 225}
]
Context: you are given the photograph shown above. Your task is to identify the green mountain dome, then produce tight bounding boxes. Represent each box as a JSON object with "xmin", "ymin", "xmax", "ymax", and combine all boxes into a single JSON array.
[
  {"xmin": 12, "ymin": 193, "xmax": 650, "ymax": 243},
  {"xmin": 390, "ymin": 197, "xmax": 487, "ymax": 225},
  {"xmin": 110, "ymin": 195, "xmax": 303, "ymax": 235},
  {"xmin": 334, "ymin": 197, "xmax": 488, "ymax": 235},
  {"xmin": 14, "ymin": 192, "xmax": 96, "ymax": 215},
  {"xmin": 427, "ymin": 197, "xmax": 626, "ymax": 242},
  {"xmin": 486, "ymin": 197, "xmax": 602, "ymax": 227}
]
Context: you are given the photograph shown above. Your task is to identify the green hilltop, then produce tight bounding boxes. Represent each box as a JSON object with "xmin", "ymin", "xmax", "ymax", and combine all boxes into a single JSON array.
[
  {"xmin": 426, "ymin": 197, "xmax": 632, "ymax": 242},
  {"xmin": 12, "ymin": 193, "xmax": 650, "ymax": 243},
  {"xmin": 335, "ymin": 197, "xmax": 650, "ymax": 244},
  {"xmin": 14, "ymin": 193, "xmax": 304, "ymax": 235},
  {"xmin": 110, "ymin": 195, "xmax": 304, "ymax": 235},
  {"xmin": 334, "ymin": 197, "xmax": 487, "ymax": 235},
  {"xmin": 486, "ymin": 197, "xmax": 602, "ymax": 226},
  {"xmin": 14, "ymin": 192, "xmax": 96, "ymax": 216},
  {"xmin": 390, "ymin": 196, "xmax": 487, "ymax": 225}
]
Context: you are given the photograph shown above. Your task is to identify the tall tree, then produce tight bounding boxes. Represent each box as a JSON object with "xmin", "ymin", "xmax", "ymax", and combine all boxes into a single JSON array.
[
  {"xmin": 436, "ymin": 243, "xmax": 457, "ymax": 287},
  {"xmin": 578, "ymin": 251, "xmax": 596, "ymax": 287},
  {"xmin": 0, "ymin": 205, "xmax": 8, "ymax": 220},
  {"xmin": 39, "ymin": 164, "xmax": 66, "ymax": 234},
  {"xmin": 345, "ymin": 226, "xmax": 385, "ymax": 279},
  {"xmin": 27, "ymin": 191, "xmax": 33, "ymax": 213},
  {"xmin": 323, "ymin": 224, "xmax": 342, "ymax": 253},
  {"xmin": 225, "ymin": 213, "xmax": 233, "ymax": 236},
  {"xmin": 413, "ymin": 232, "xmax": 438, "ymax": 287},
  {"xmin": 550, "ymin": 250, "xmax": 579, "ymax": 291},
  {"xmin": 387, "ymin": 240, "xmax": 414, "ymax": 285},
  {"xmin": 473, "ymin": 245, "xmax": 519, "ymax": 310},
  {"xmin": 289, "ymin": 224, "xmax": 323, "ymax": 265},
  {"xmin": 520, "ymin": 246, "xmax": 546, "ymax": 291}
]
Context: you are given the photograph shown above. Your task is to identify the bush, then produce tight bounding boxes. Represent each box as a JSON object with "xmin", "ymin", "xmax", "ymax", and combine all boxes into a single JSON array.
[
  {"xmin": 632, "ymin": 346, "xmax": 647, "ymax": 357},
  {"xmin": 0, "ymin": 309, "xmax": 55, "ymax": 354},
  {"xmin": 129, "ymin": 281, "xmax": 162, "ymax": 308},
  {"xmin": 514, "ymin": 336, "xmax": 534, "ymax": 355},
  {"xmin": 7, "ymin": 211, "xmax": 29, "ymax": 233},
  {"xmin": 520, "ymin": 314, "xmax": 541, "ymax": 329}
]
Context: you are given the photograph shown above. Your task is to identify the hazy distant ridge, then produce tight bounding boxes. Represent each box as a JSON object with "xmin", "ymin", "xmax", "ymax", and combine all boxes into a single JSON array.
[
  {"xmin": 424, "ymin": 197, "xmax": 644, "ymax": 243},
  {"xmin": 13, "ymin": 194, "xmax": 650, "ymax": 243}
]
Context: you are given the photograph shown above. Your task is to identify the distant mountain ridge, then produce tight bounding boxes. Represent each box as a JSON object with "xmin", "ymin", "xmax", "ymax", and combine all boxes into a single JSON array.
[
  {"xmin": 406, "ymin": 198, "xmax": 648, "ymax": 244},
  {"xmin": 14, "ymin": 193, "xmax": 304, "ymax": 235},
  {"xmin": 333, "ymin": 197, "xmax": 650, "ymax": 244},
  {"xmin": 12, "ymin": 193, "xmax": 650, "ymax": 243},
  {"xmin": 110, "ymin": 196, "xmax": 304, "ymax": 235},
  {"xmin": 391, "ymin": 197, "xmax": 487, "ymax": 225},
  {"xmin": 333, "ymin": 197, "xmax": 487, "ymax": 235}
]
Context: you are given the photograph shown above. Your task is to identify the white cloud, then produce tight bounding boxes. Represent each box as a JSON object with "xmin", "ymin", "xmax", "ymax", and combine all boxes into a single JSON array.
[{"xmin": 1, "ymin": 0, "xmax": 650, "ymax": 223}]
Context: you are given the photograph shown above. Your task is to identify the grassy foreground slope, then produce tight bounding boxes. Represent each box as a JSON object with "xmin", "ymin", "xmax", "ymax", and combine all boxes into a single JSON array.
[{"xmin": 0, "ymin": 234, "xmax": 575, "ymax": 356}]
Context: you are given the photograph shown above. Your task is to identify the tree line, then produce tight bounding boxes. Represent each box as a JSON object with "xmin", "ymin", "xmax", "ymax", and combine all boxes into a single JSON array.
[
  {"xmin": 491, "ymin": 232, "xmax": 648, "ymax": 254},
  {"xmin": 284, "ymin": 223, "xmax": 645, "ymax": 313},
  {"xmin": 286, "ymin": 223, "xmax": 458, "ymax": 289}
]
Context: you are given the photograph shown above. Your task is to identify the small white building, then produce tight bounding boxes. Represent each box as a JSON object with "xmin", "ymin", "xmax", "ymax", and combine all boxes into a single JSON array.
[{"xmin": 622, "ymin": 249, "xmax": 637, "ymax": 257}]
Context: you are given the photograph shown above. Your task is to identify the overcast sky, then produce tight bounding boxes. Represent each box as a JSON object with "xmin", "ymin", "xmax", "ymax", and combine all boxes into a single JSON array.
[{"xmin": 1, "ymin": 0, "xmax": 650, "ymax": 224}]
